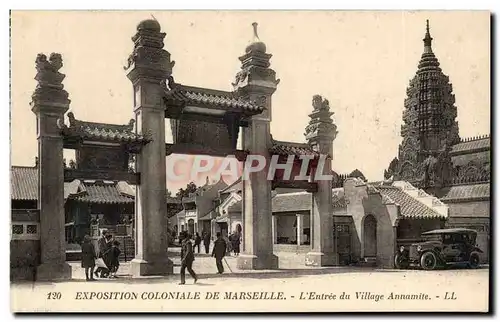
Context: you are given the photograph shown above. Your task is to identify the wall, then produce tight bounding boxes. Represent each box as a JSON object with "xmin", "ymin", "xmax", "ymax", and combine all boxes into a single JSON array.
[
  {"xmin": 11, "ymin": 209, "xmax": 40, "ymax": 281},
  {"xmin": 446, "ymin": 216, "xmax": 490, "ymax": 263},
  {"xmin": 195, "ymin": 180, "xmax": 228, "ymax": 230},
  {"xmin": 397, "ymin": 218, "xmax": 445, "ymax": 242},
  {"xmin": 445, "ymin": 200, "xmax": 490, "ymax": 218},
  {"xmin": 344, "ymin": 179, "xmax": 398, "ymax": 268},
  {"xmin": 444, "ymin": 199, "xmax": 490, "ymax": 263}
]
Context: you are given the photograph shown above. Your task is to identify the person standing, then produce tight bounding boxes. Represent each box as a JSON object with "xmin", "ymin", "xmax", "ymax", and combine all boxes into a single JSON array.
[
  {"xmin": 81, "ymin": 235, "xmax": 97, "ymax": 281},
  {"xmin": 194, "ymin": 232, "xmax": 202, "ymax": 254},
  {"xmin": 97, "ymin": 230, "xmax": 108, "ymax": 258},
  {"xmin": 212, "ymin": 232, "xmax": 227, "ymax": 274},
  {"xmin": 180, "ymin": 232, "xmax": 198, "ymax": 285},
  {"xmin": 231, "ymin": 231, "xmax": 241, "ymax": 256},
  {"xmin": 109, "ymin": 240, "xmax": 121, "ymax": 278},
  {"xmin": 203, "ymin": 231, "xmax": 211, "ymax": 254}
]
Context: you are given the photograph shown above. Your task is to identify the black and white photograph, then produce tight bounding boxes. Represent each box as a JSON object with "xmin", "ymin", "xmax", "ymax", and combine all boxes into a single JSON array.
[{"xmin": 8, "ymin": 10, "xmax": 491, "ymax": 313}]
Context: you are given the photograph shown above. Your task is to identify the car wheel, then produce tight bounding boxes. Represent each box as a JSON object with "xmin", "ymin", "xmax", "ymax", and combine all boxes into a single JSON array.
[
  {"xmin": 394, "ymin": 253, "xmax": 409, "ymax": 269},
  {"xmin": 420, "ymin": 252, "xmax": 437, "ymax": 270},
  {"xmin": 468, "ymin": 253, "xmax": 480, "ymax": 269}
]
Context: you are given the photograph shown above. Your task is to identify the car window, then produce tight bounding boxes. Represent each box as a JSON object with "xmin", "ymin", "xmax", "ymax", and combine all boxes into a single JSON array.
[{"xmin": 443, "ymin": 234, "xmax": 452, "ymax": 244}]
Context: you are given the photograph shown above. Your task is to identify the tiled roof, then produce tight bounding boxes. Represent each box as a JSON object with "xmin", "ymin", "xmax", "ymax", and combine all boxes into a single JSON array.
[
  {"xmin": 272, "ymin": 189, "xmax": 347, "ymax": 213},
  {"xmin": 451, "ymin": 136, "xmax": 490, "ymax": 154},
  {"xmin": 376, "ymin": 186, "xmax": 445, "ymax": 219},
  {"xmin": 182, "ymin": 196, "xmax": 197, "ymax": 203},
  {"xmin": 11, "ymin": 166, "xmax": 136, "ymax": 204},
  {"xmin": 70, "ymin": 181, "xmax": 135, "ymax": 204},
  {"xmin": 439, "ymin": 183, "xmax": 490, "ymax": 202},
  {"xmin": 270, "ymin": 139, "xmax": 320, "ymax": 157},
  {"xmin": 167, "ymin": 196, "xmax": 182, "ymax": 204},
  {"xmin": 199, "ymin": 211, "xmax": 216, "ymax": 221},
  {"xmin": 220, "ymin": 178, "xmax": 242, "ymax": 194},
  {"xmin": 164, "ymin": 84, "xmax": 264, "ymax": 114},
  {"xmin": 272, "ymin": 192, "xmax": 311, "ymax": 213},
  {"xmin": 61, "ymin": 112, "xmax": 149, "ymax": 143},
  {"xmin": 11, "ymin": 166, "xmax": 76, "ymax": 201},
  {"xmin": 11, "ymin": 166, "xmax": 38, "ymax": 201}
]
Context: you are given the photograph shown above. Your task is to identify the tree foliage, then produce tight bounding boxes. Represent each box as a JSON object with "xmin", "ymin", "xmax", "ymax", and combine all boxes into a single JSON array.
[{"xmin": 176, "ymin": 182, "xmax": 198, "ymax": 199}]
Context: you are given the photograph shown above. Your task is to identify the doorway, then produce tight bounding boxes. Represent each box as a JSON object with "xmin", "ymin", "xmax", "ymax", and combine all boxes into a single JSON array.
[
  {"xmin": 363, "ymin": 214, "xmax": 377, "ymax": 257},
  {"xmin": 187, "ymin": 219, "xmax": 195, "ymax": 236}
]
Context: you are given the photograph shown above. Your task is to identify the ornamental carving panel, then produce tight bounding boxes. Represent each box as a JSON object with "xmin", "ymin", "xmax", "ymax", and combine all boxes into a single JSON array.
[
  {"xmin": 399, "ymin": 162, "xmax": 415, "ymax": 181},
  {"xmin": 77, "ymin": 146, "xmax": 129, "ymax": 171},
  {"xmin": 170, "ymin": 119, "xmax": 234, "ymax": 150}
]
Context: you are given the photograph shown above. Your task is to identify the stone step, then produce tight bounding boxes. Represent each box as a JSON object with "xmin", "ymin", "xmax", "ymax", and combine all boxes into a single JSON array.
[{"xmin": 359, "ymin": 257, "xmax": 377, "ymax": 267}]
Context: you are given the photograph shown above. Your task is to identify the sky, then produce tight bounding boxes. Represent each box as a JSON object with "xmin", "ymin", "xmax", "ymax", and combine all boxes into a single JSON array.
[{"xmin": 10, "ymin": 11, "xmax": 490, "ymax": 192}]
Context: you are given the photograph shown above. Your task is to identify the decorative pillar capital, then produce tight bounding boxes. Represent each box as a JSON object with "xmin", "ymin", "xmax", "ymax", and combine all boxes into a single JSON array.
[
  {"xmin": 304, "ymin": 95, "xmax": 338, "ymax": 156},
  {"xmin": 30, "ymin": 53, "xmax": 70, "ymax": 115},
  {"xmin": 232, "ymin": 23, "xmax": 280, "ymax": 121},
  {"xmin": 125, "ymin": 19, "xmax": 175, "ymax": 84}
]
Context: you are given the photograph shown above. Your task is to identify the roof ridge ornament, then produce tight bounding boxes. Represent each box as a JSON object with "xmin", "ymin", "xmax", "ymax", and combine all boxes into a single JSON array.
[
  {"xmin": 252, "ymin": 22, "xmax": 260, "ymax": 42},
  {"xmin": 245, "ymin": 22, "xmax": 267, "ymax": 54}
]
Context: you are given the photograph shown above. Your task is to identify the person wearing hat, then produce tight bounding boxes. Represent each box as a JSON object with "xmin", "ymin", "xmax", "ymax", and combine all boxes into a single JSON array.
[
  {"xmin": 179, "ymin": 232, "xmax": 198, "ymax": 285},
  {"xmin": 97, "ymin": 229, "xmax": 109, "ymax": 258},
  {"xmin": 81, "ymin": 235, "xmax": 97, "ymax": 281}
]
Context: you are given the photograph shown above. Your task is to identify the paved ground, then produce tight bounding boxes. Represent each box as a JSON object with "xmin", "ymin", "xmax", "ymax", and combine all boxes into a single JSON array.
[{"xmin": 11, "ymin": 249, "xmax": 490, "ymax": 312}]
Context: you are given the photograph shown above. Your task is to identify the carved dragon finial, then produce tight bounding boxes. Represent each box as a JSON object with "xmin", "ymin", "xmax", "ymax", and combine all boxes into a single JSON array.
[
  {"xmin": 49, "ymin": 53, "xmax": 63, "ymax": 71},
  {"xmin": 312, "ymin": 95, "xmax": 330, "ymax": 111},
  {"xmin": 127, "ymin": 119, "xmax": 136, "ymax": 131},
  {"xmin": 67, "ymin": 111, "xmax": 76, "ymax": 127},
  {"xmin": 164, "ymin": 75, "xmax": 179, "ymax": 91}
]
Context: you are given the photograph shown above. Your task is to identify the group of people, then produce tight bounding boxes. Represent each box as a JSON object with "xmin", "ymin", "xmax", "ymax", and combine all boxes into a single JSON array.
[
  {"xmin": 80, "ymin": 230, "xmax": 121, "ymax": 281},
  {"xmin": 228, "ymin": 231, "xmax": 241, "ymax": 256},
  {"xmin": 178, "ymin": 231, "xmax": 229, "ymax": 284},
  {"xmin": 80, "ymin": 228, "xmax": 240, "ymax": 284},
  {"xmin": 178, "ymin": 231, "xmax": 211, "ymax": 254}
]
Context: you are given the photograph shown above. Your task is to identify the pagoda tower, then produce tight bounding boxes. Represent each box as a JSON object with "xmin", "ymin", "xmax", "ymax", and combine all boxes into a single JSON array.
[{"xmin": 385, "ymin": 20, "xmax": 459, "ymax": 189}]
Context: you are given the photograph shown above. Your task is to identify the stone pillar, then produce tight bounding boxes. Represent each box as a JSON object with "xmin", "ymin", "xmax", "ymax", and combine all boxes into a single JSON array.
[
  {"xmin": 234, "ymin": 23, "xmax": 280, "ymax": 269},
  {"xmin": 305, "ymin": 95, "xmax": 338, "ymax": 266},
  {"xmin": 296, "ymin": 214, "xmax": 303, "ymax": 246},
  {"xmin": 30, "ymin": 53, "xmax": 72, "ymax": 280},
  {"xmin": 125, "ymin": 19, "xmax": 175, "ymax": 276}
]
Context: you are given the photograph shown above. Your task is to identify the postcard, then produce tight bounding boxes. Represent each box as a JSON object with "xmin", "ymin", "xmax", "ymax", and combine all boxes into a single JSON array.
[{"xmin": 9, "ymin": 10, "xmax": 490, "ymax": 313}]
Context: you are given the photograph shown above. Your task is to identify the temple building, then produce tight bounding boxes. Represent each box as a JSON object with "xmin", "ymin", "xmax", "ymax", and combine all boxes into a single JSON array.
[
  {"xmin": 206, "ymin": 20, "xmax": 490, "ymax": 266},
  {"xmin": 383, "ymin": 20, "xmax": 490, "ymax": 261}
]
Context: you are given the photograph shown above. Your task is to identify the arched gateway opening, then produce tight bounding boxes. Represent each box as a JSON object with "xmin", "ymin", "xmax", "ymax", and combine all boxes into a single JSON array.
[{"xmin": 187, "ymin": 219, "xmax": 195, "ymax": 236}]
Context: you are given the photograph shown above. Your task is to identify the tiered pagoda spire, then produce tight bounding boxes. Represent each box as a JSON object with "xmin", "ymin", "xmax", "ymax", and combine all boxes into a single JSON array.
[{"xmin": 385, "ymin": 20, "xmax": 460, "ymax": 189}]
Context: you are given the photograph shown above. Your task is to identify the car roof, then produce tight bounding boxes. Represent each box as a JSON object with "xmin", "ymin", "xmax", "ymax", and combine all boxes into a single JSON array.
[{"xmin": 421, "ymin": 228, "xmax": 477, "ymax": 235}]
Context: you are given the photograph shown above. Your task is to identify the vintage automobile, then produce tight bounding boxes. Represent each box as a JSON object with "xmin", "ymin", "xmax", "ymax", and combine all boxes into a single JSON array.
[{"xmin": 394, "ymin": 228, "xmax": 483, "ymax": 270}]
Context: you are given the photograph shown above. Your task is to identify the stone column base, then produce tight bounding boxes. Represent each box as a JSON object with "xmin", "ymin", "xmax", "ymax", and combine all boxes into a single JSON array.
[
  {"xmin": 237, "ymin": 253, "xmax": 279, "ymax": 270},
  {"xmin": 130, "ymin": 258, "xmax": 173, "ymax": 277},
  {"xmin": 36, "ymin": 262, "xmax": 72, "ymax": 281},
  {"xmin": 305, "ymin": 252, "xmax": 338, "ymax": 267}
]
